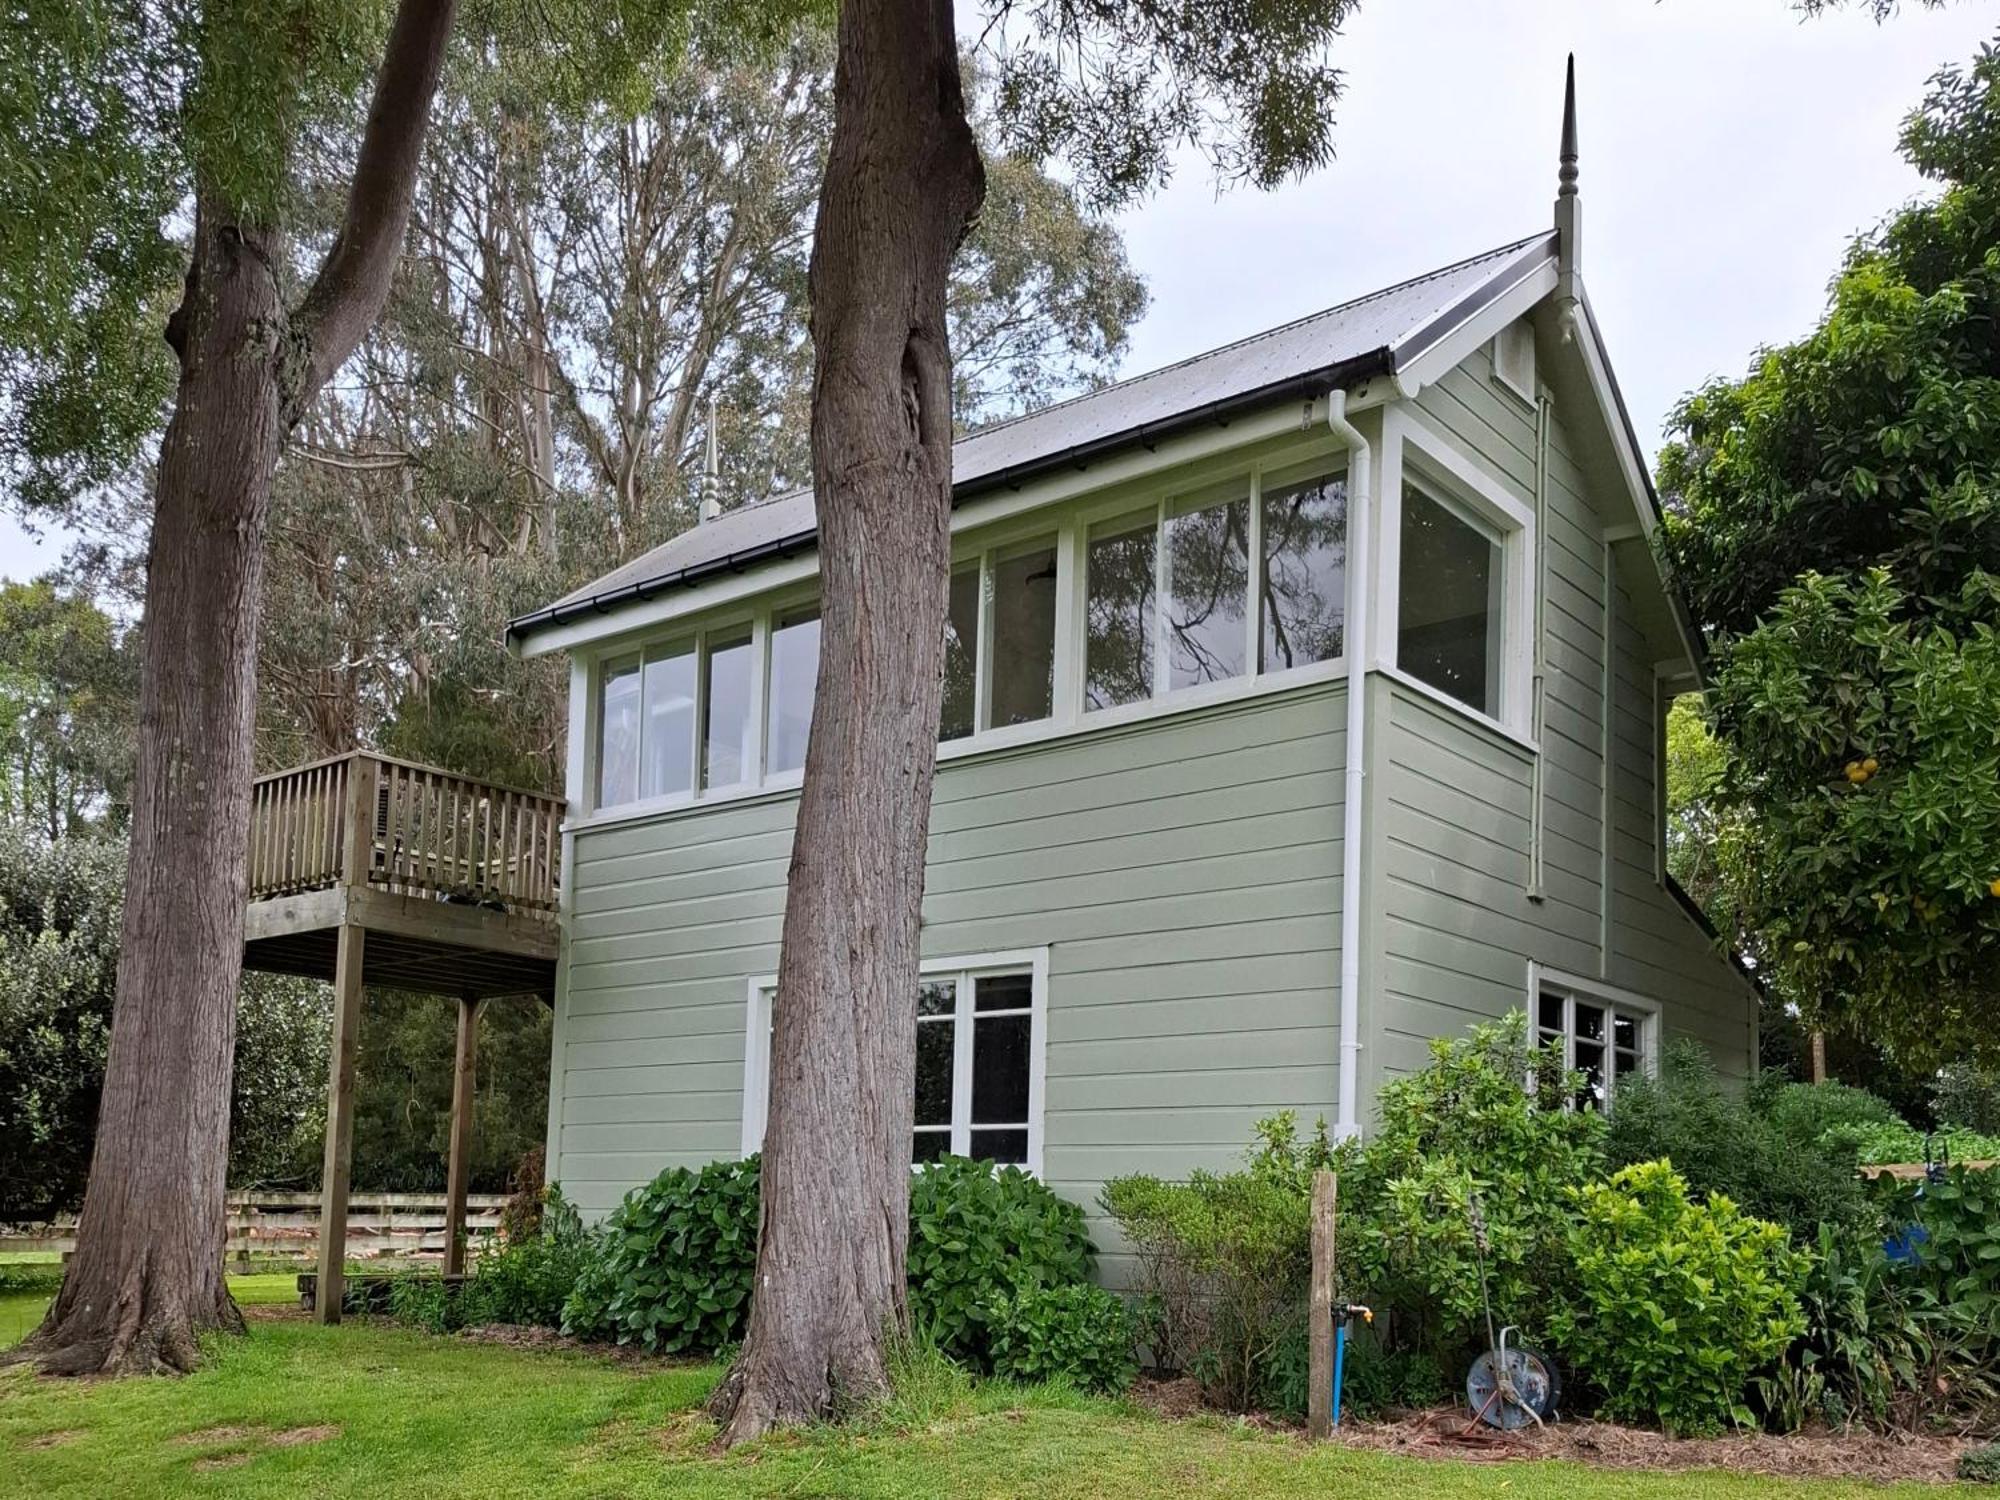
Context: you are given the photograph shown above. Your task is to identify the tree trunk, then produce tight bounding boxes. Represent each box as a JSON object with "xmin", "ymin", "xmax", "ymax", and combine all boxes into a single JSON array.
[
  {"xmin": 7, "ymin": 0, "xmax": 457, "ymax": 1377},
  {"xmin": 9, "ymin": 197, "xmax": 281, "ymax": 1374},
  {"xmin": 707, "ymin": 0, "xmax": 983, "ymax": 1444}
]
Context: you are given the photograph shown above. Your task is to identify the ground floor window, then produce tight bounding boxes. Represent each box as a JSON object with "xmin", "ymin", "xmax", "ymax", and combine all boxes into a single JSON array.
[
  {"xmin": 743, "ymin": 949, "xmax": 1048, "ymax": 1173},
  {"xmin": 1534, "ymin": 973, "xmax": 1656, "ymax": 1112}
]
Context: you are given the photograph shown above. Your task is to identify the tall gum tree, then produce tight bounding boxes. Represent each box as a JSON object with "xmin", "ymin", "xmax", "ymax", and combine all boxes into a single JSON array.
[
  {"xmin": 3, "ymin": 0, "xmax": 460, "ymax": 1375},
  {"xmin": 711, "ymin": 0, "xmax": 1357, "ymax": 1442}
]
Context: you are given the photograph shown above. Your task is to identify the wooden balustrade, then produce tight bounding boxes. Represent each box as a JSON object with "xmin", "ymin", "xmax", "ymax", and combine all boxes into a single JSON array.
[{"xmin": 247, "ymin": 752, "xmax": 563, "ymax": 912}]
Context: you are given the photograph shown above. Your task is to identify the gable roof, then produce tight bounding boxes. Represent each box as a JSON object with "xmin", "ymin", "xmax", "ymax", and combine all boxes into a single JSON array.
[{"xmin": 509, "ymin": 231, "xmax": 1559, "ymax": 645}]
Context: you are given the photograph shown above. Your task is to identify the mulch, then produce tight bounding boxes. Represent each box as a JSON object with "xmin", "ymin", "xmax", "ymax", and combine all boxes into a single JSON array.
[{"xmin": 1127, "ymin": 1379, "xmax": 1976, "ymax": 1485}]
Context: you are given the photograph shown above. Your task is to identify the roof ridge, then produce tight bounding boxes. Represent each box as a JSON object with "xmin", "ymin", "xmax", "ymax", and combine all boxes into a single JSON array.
[{"xmin": 954, "ymin": 230, "xmax": 1553, "ymax": 446}]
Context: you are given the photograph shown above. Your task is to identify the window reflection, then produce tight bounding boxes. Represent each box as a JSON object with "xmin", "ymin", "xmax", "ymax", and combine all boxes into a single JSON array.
[
  {"xmin": 1166, "ymin": 493, "xmax": 1250, "ymax": 689},
  {"xmin": 941, "ymin": 564, "xmax": 980, "ymax": 741},
  {"xmin": 990, "ymin": 544, "xmax": 1057, "ymax": 728},
  {"xmin": 702, "ymin": 630, "xmax": 755, "ymax": 791},
  {"xmin": 766, "ymin": 606, "xmax": 820, "ymax": 775},
  {"xmin": 1397, "ymin": 483, "xmax": 1501, "ymax": 716},
  {"xmin": 1085, "ymin": 517, "xmax": 1156, "ymax": 711},
  {"xmin": 1260, "ymin": 470, "xmax": 1346, "ymax": 671}
]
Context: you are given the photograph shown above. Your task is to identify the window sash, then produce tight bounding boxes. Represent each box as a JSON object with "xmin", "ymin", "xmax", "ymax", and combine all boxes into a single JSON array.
[{"xmin": 1534, "ymin": 984, "xmax": 1656, "ymax": 1111}]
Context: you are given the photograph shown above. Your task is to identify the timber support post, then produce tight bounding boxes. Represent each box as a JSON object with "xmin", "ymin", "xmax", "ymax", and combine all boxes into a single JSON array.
[
  {"xmin": 315, "ymin": 920, "xmax": 367, "ymax": 1324},
  {"xmin": 442, "ymin": 994, "xmax": 481, "ymax": 1277},
  {"xmin": 1308, "ymin": 1169, "xmax": 1337, "ymax": 1440}
]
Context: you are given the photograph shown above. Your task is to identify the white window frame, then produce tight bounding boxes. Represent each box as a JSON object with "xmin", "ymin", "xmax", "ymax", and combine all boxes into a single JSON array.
[
  {"xmin": 1527, "ymin": 963, "xmax": 1660, "ymax": 1110},
  {"xmin": 1377, "ymin": 406, "xmax": 1536, "ymax": 742},
  {"xmin": 741, "ymin": 947, "xmax": 1051, "ymax": 1175},
  {"xmin": 572, "ymin": 433, "xmax": 1356, "ymax": 830}
]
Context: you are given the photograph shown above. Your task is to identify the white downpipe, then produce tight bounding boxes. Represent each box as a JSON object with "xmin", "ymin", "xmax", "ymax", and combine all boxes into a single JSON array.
[{"xmin": 1327, "ymin": 388, "xmax": 1372, "ymax": 1141}]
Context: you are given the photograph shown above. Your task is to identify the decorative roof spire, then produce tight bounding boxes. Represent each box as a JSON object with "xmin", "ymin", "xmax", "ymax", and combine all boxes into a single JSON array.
[{"xmin": 1554, "ymin": 53, "xmax": 1581, "ymax": 344}]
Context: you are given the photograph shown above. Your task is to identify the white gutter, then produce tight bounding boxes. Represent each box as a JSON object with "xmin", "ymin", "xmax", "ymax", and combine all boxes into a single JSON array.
[{"xmin": 1327, "ymin": 388, "xmax": 1372, "ymax": 1141}]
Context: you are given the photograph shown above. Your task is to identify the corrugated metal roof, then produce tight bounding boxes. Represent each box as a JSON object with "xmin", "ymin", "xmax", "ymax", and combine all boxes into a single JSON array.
[{"xmin": 515, "ymin": 231, "xmax": 1555, "ymax": 639}]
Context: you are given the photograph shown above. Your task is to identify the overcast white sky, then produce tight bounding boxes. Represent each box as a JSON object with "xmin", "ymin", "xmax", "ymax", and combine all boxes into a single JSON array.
[{"xmin": 3, "ymin": 0, "xmax": 1994, "ymax": 586}]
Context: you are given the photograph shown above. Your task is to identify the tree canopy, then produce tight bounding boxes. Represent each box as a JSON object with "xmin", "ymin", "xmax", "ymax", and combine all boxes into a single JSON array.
[{"xmin": 1659, "ymin": 39, "xmax": 2000, "ymax": 1066}]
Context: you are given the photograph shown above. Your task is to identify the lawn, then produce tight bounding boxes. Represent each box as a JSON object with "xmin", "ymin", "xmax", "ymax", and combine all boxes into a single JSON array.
[
  {"xmin": 0, "ymin": 1319, "xmax": 1966, "ymax": 1500},
  {"xmin": 0, "ymin": 1274, "xmax": 299, "ymax": 1351}
]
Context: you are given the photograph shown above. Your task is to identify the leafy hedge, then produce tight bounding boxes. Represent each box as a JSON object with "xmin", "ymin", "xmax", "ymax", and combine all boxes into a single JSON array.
[{"xmin": 985, "ymin": 1283, "xmax": 1136, "ymax": 1393}]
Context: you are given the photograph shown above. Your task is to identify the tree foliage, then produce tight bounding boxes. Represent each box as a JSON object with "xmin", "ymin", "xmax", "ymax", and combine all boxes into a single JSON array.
[
  {"xmin": 1659, "ymin": 40, "xmax": 2000, "ymax": 1064},
  {"xmin": 0, "ymin": 581, "xmax": 138, "ymax": 839}
]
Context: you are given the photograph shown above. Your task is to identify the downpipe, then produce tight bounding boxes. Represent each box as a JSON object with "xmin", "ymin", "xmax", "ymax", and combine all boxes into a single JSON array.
[{"xmin": 1326, "ymin": 388, "xmax": 1371, "ymax": 1142}]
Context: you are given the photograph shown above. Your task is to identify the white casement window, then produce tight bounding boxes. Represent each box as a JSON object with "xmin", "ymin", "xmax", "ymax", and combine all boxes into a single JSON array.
[
  {"xmin": 592, "ymin": 618, "xmax": 766, "ymax": 812},
  {"xmin": 742, "ymin": 949, "xmax": 1049, "ymax": 1174},
  {"xmin": 1397, "ymin": 480, "xmax": 1504, "ymax": 719},
  {"xmin": 941, "ymin": 535, "xmax": 1061, "ymax": 741},
  {"xmin": 1084, "ymin": 466, "xmax": 1347, "ymax": 713},
  {"xmin": 1532, "ymin": 968, "xmax": 1659, "ymax": 1112}
]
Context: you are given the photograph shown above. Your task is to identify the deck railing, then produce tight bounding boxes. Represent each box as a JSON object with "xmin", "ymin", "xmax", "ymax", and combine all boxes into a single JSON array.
[{"xmin": 247, "ymin": 751, "xmax": 564, "ymax": 912}]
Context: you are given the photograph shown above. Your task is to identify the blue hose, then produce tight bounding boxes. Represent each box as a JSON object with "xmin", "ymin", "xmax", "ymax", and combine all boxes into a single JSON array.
[{"xmin": 1332, "ymin": 1320, "xmax": 1348, "ymax": 1429}]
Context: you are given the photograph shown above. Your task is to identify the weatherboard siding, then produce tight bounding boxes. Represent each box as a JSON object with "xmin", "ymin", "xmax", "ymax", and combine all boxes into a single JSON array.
[
  {"xmin": 1365, "ymin": 345, "xmax": 1752, "ymax": 1107},
  {"xmin": 553, "ymin": 682, "xmax": 1348, "ymax": 1273}
]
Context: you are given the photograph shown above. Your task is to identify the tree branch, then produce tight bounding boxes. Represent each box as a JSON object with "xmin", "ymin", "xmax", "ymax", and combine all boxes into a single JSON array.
[{"xmin": 287, "ymin": 0, "xmax": 459, "ymax": 422}]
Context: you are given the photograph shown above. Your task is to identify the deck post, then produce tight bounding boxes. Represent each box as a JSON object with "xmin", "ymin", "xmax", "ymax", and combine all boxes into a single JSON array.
[
  {"xmin": 315, "ymin": 921, "xmax": 367, "ymax": 1324},
  {"xmin": 442, "ymin": 994, "xmax": 482, "ymax": 1277}
]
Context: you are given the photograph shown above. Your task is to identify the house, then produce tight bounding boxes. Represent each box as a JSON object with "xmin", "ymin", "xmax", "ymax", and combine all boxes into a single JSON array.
[{"xmin": 506, "ymin": 76, "xmax": 1756, "ymax": 1255}]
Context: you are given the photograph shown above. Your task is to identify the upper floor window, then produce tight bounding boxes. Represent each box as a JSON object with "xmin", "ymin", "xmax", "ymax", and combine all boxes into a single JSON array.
[
  {"xmin": 1085, "ymin": 466, "xmax": 1346, "ymax": 712},
  {"xmin": 941, "ymin": 536, "xmax": 1059, "ymax": 740},
  {"xmin": 1397, "ymin": 480, "xmax": 1502, "ymax": 718},
  {"xmin": 766, "ymin": 605, "xmax": 820, "ymax": 776}
]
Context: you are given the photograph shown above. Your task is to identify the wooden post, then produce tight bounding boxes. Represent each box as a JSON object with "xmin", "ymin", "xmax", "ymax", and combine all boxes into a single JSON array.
[
  {"xmin": 442, "ymin": 994, "xmax": 481, "ymax": 1277},
  {"xmin": 315, "ymin": 921, "xmax": 366, "ymax": 1324},
  {"xmin": 1308, "ymin": 1169, "xmax": 1338, "ymax": 1440}
]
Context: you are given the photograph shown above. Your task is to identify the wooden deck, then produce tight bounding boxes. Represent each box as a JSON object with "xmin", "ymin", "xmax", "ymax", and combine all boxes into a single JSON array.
[
  {"xmin": 241, "ymin": 751, "xmax": 562, "ymax": 999},
  {"xmin": 238, "ymin": 750, "xmax": 566, "ymax": 1323}
]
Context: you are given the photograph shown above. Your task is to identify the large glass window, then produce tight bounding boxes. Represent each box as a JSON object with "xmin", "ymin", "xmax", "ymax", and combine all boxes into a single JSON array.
[
  {"xmin": 1166, "ymin": 488, "xmax": 1250, "ymax": 690},
  {"xmin": 1397, "ymin": 482, "xmax": 1502, "ymax": 717},
  {"xmin": 702, "ymin": 630, "xmax": 755, "ymax": 791},
  {"xmin": 940, "ymin": 564, "xmax": 980, "ymax": 741},
  {"xmin": 597, "ymin": 656, "xmax": 641, "ymax": 808},
  {"xmin": 766, "ymin": 605, "xmax": 819, "ymax": 776},
  {"xmin": 1085, "ymin": 516, "xmax": 1156, "ymax": 711},
  {"xmin": 751, "ymin": 958, "xmax": 1042, "ymax": 1170},
  {"xmin": 989, "ymin": 544, "xmax": 1058, "ymax": 729},
  {"xmin": 640, "ymin": 642, "xmax": 697, "ymax": 799},
  {"xmin": 1260, "ymin": 468, "xmax": 1347, "ymax": 672}
]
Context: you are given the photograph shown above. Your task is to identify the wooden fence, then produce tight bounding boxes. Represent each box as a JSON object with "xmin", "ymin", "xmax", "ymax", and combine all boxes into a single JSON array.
[{"xmin": 2, "ymin": 1190, "xmax": 509, "ymax": 1265}]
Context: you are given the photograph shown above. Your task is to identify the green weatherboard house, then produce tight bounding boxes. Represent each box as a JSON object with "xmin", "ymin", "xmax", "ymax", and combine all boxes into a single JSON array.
[{"xmin": 507, "ymin": 85, "xmax": 1755, "ymax": 1274}]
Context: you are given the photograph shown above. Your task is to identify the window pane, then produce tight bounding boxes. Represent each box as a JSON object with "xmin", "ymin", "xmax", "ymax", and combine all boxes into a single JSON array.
[
  {"xmin": 915, "ymin": 1018, "xmax": 954, "ymax": 1126},
  {"xmin": 1538, "ymin": 992, "xmax": 1566, "ymax": 1038},
  {"xmin": 640, "ymin": 643, "xmax": 696, "ymax": 800},
  {"xmin": 702, "ymin": 630, "xmax": 755, "ymax": 791},
  {"xmin": 1085, "ymin": 517, "xmax": 1156, "ymax": 711},
  {"xmin": 1574, "ymin": 1041, "xmax": 1607, "ymax": 1111},
  {"xmin": 1260, "ymin": 470, "xmax": 1347, "ymax": 671},
  {"xmin": 1613, "ymin": 1014, "xmax": 1639, "ymax": 1053},
  {"xmin": 597, "ymin": 656, "xmax": 641, "ymax": 808},
  {"xmin": 913, "ymin": 1130, "xmax": 952, "ymax": 1164},
  {"xmin": 765, "ymin": 606, "xmax": 820, "ymax": 776},
  {"xmin": 918, "ymin": 978, "xmax": 956, "ymax": 1018},
  {"xmin": 970, "ymin": 1128, "xmax": 1028, "ymax": 1165},
  {"xmin": 941, "ymin": 564, "xmax": 980, "ymax": 741},
  {"xmin": 974, "ymin": 972, "xmax": 1032, "ymax": 1013},
  {"xmin": 1167, "ymin": 494, "xmax": 1250, "ymax": 689},
  {"xmin": 972, "ymin": 1013, "xmax": 1031, "ymax": 1123},
  {"xmin": 1575, "ymin": 1003, "xmax": 1606, "ymax": 1044},
  {"xmin": 990, "ymin": 543, "xmax": 1057, "ymax": 728},
  {"xmin": 1397, "ymin": 484, "xmax": 1501, "ymax": 716}
]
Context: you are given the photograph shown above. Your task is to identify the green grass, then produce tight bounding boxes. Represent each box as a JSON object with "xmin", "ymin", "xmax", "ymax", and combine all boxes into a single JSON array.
[{"xmin": 0, "ymin": 1320, "xmax": 1964, "ymax": 1499}]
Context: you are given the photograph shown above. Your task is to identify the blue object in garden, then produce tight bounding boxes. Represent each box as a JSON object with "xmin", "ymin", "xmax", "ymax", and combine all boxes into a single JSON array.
[
  {"xmin": 1884, "ymin": 1223, "xmax": 1929, "ymax": 1265},
  {"xmin": 1330, "ymin": 1302, "xmax": 1371, "ymax": 1429}
]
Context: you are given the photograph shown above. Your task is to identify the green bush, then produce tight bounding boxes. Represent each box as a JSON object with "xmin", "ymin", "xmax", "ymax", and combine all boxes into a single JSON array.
[
  {"xmin": 388, "ymin": 1273, "xmax": 458, "ymax": 1334},
  {"xmin": 1961, "ymin": 1444, "xmax": 2000, "ymax": 1484},
  {"xmin": 1821, "ymin": 1119, "xmax": 2000, "ymax": 1168},
  {"xmin": 1337, "ymin": 1012, "xmax": 1604, "ymax": 1367},
  {"xmin": 1551, "ymin": 1160, "xmax": 1807, "ymax": 1436},
  {"xmin": 1757, "ymin": 1080, "xmax": 1902, "ymax": 1150},
  {"xmin": 1102, "ymin": 1155, "xmax": 1311, "ymax": 1410},
  {"xmin": 907, "ymin": 1157, "xmax": 1093, "ymax": 1368},
  {"xmin": 986, "ymin": 1282, "xmax": 1136, "ymax": 1393},
  {"xmin": 562, "ymin": 1156, "xmax": 760, "ymax": 1354},
  {"xmin": 1606, "ymin": 1043, "xmax": 1875, "ymax": 1239}
]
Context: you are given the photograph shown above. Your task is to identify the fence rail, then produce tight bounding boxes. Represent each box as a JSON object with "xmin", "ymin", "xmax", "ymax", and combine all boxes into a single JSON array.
[
  {"xmin": 2, "ymin": 1190, "xmax": 510, "ymax": 1265},
  {"xmin": 246, "ymin": 751, "xmax": 563, "ymax": 912}
]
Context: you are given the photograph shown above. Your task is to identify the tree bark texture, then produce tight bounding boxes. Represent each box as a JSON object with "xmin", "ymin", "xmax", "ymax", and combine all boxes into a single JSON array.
[
  {"xmin": 9, "ymin": 0, "xmax": 457, "ymax": 1377},
  {"xmin": 708, "ymin": 0, "xmax": 984, "ymax": 1443}
]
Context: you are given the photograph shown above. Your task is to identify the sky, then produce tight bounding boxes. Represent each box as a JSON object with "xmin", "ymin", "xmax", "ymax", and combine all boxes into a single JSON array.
[{"xmin": 2, "ymin": 0, "xmax": 1995, "ymax": 586}]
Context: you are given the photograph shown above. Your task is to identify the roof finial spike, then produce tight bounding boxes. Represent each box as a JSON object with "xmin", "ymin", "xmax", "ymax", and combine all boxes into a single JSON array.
[{"xmin": 1558, "ymin": 53, "xmax": 1579, "ymax": 198}]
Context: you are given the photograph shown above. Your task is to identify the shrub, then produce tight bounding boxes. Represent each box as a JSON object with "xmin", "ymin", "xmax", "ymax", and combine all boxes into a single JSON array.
[
  {"xmin": 907, "ymin": 1157, "xmax": 1093, "ymax": 1368},
  {"xmin": 1934, "ymin": 1067, "xmax": 2000, "ymax": 1135},
  {"xmin": 1758, "ymin": 1079, "xmax": 1901, "ymax": 1151},
  {"xmin": 1337, "ymin": 1012, "xmax": 1604, "ymax": 1367},
  {"xmin": 388, "ymin": 1273, "xmax": 458, "ymax": 1334},
  {"xmin": 1606, "ymin": 1042, "xmax": 1875, "ymax": 1239},
  {"xmin": 1821, "ymin": 1120, "xmax": 2000, "ymax": 1168},
  {"xmin": 563, "ymin": 1155, "xmax": 759, "ymax": 1353},
  {"xmin": 461, "ymin": 1190, "xmax": 593, "ymax": 1329},
  {"xmin": 1961, "ymin": 1445, "xmax": 2000, "ymax": 1484},
  {"xmin": 1551, "ymin": 1160, "xmax": 1807, "ymax": 1435},
  {"xmin": 986, "ymin": 1283, "xmax": 1136, "ymax": 1393},
  {"xmin": 1102, "ymin": 1162, "xmax": 1309, "ymax": 1410}
]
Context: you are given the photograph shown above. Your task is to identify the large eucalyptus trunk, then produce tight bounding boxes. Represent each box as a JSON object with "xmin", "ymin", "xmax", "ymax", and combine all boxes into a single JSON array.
[
  {"xmin": 7, "ymin": 0, "xmax": 458, "ymax": 1377},
  {"xmin": 707, "ymin": 0, "xmax": 984, "ymax": 1443}
]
